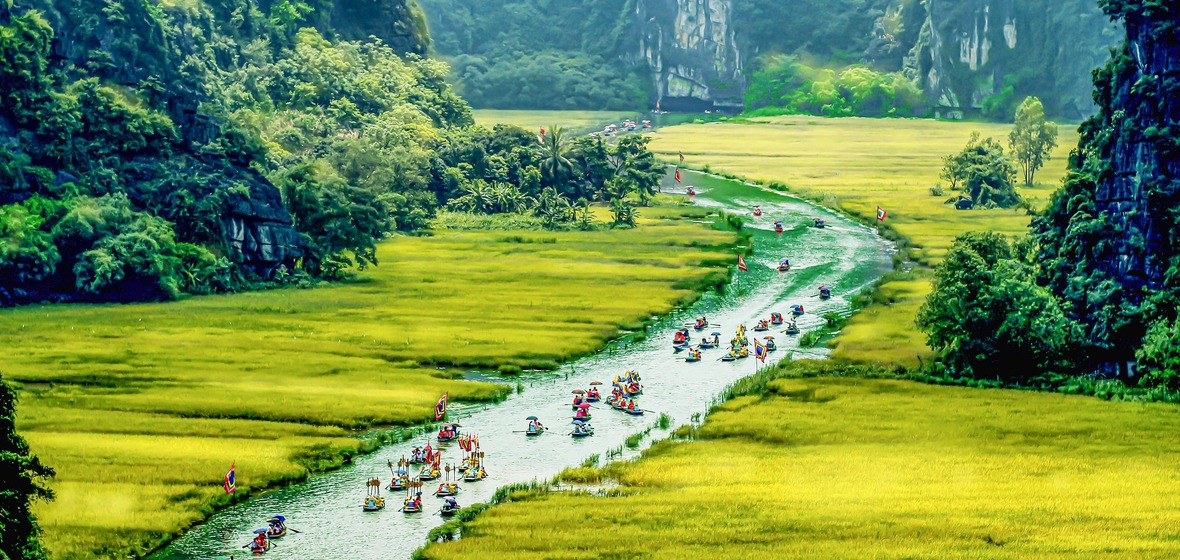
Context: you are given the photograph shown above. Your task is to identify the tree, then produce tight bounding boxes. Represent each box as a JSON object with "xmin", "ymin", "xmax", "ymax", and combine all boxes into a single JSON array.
[
  {"xmin": 1009, "ymin": 96, "xmax": 1059, "ymax": 185},
  {"xmin": 940, "ymin": 133, "xmax": 1021, "ymax": 208},
  {"xmin": 0, "ymin": 378, "xmax": 55, "ymax": 560},
  {"xmin": 536, "ymin": 126, "xmax": 574, "ymax": 185},
  {"xmin": 917, "ymin": 232, "xmax": 1082, "ymax": 381}
]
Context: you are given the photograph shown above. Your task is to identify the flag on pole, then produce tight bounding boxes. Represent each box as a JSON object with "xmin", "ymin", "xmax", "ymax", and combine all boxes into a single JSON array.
[
  {"xmin": 540, "ymin": 127, "xmax": 546, "ymax": 136},
  {"xmin": 679, "ymin": 151, "xmax": 684, "ymax": 163},
  {"xmin": 737, "ymin": 254, "xmax": 748, "ymax": 272},
  {"xmin": 877, "ymin": 206, "xmax": 887, "ymax": 221},
  {"xmin": 754, "ymin": 338, "xmax": 767, "ymax": 362},
  {"xmin": 674, "ymin": 167, "xmax": 682, "ymax": 184},
  {"xmin": 434, "ymin": 392, "xmax": 448, "ymax": 421},
  {"xmin": 223, "ymin": 461, "xmax": 236, "ymax": 494}
]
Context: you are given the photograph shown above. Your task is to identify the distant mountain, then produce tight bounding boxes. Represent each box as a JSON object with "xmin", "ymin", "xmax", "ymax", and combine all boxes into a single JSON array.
[{"xmin": 419, "ymin": 0, "xmax": 1120, "ymax": 119}]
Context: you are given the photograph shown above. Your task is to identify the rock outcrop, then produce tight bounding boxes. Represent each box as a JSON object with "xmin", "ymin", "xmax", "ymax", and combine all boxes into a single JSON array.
[{"xmin": 637, "ymin": 0, "xmax": 744, "ymax": 111}]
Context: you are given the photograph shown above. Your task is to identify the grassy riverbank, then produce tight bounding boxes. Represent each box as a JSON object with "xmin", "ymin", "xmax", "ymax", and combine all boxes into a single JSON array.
[
  {"xmin": 421, "ymin": 370, "xmax": 1180, "ymax": 559},
  {"xmin": 5, "ymin": 201, "xmax": 736, "ymax": 558},
  {"xmin": 648, "ymin": 116, "xmax": 1078, "ymax": 367},
  {"xmin": 472, "ymin": 109, "xmax": 640, "ymax": 133}
]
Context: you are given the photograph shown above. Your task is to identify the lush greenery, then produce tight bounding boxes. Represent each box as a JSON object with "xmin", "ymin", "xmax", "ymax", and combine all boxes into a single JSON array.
[
  {"xmin": 649, "ymin": 115, "xmax": 1076, "ymax": 368},
  {"xmin": 421, "ymin": 370, "xmax": 1180, "ymax": 559},
  {"xmin": 744, "ymin": 56, "xmax": 926, "ymax": 118},
  {"xmin": 1008, "ymin": 96, "xmax": 1060, "ymax": 186},
  {"xmin": 418, "ymin": 0, "xmax": 1113, "ymax": 119},
  {"xmin": 924, "ymin": 0, "xmax": 1180, "ymax": 388},
  {"xmin": 0, "ymin": 379, "xmax": 54, "ymax": 560},
  {"xmin": 939, "ymin": 132, "xmax": 1022, "ymax": 209},
  {"xmin": 5, "ymin": 198, "xmax": 737, "ymax": 558}
]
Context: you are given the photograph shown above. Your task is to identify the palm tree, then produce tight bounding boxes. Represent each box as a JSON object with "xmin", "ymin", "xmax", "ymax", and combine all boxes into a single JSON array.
[{"xmin": 537, "ymin": 126, "xmax": 574, "ymax": 183}]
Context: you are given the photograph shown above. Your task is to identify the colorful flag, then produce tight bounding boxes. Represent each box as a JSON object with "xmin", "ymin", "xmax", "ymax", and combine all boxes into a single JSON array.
[
  {"xmin": 540, "ymin": 127, "xmax": 546, "ymax": 136},
  {"xmin": 754, "ymin": 338, "xmax": 767, "ymax": 362},
  {"xmin": 877, "ymin": 206, "xmax": 887, "ymax": 221},
  {"xmin": 434, "ymin": 392, "xmax": 448, "ymax": 421},
  {"xmin": 738, "ymin": 254, "xmax": 748, "ymax": 272},
  {"xmin": 679, "ymin": 151, "xmax": 685, "ymax": 163},
  {"xmin": 223, "ymin": 461, "xmax": 236, "ymax": 494},
  {"xmin": 674, "ymin": 167, "xmax": 682, "ymax": 184}
]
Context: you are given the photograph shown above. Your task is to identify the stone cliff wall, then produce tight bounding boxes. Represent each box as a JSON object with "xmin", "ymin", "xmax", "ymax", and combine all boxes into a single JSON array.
[{"xmin": 637, "ymin": 0, "xmax": 744, "ymax": 111}]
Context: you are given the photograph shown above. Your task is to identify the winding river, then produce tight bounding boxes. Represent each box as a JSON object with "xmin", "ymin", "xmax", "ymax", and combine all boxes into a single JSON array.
[{"xmin": 152, "ymin": 170, "xmax": 893, "ymax": 559}]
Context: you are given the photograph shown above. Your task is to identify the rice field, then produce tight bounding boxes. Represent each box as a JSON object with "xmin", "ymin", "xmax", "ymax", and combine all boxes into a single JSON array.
[
  {"xmin": 648, "ymin": 116, "xmax": 1079, "ymax": 367},
  {"xmin": 420, "ymin": 376, "xmax": 1180, "ymax": 559},
  {"xmin": 3, "ymin": 204, "xmax": 736, "ymax": 558},
  {"xmin": 472, "ymin": 109, "xmax": 642, "ymax": 133}
]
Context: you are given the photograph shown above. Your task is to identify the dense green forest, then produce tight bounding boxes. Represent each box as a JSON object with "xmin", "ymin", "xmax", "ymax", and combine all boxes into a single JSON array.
[
  {"xmin": 0, "ymin": 0, "xmax": 662, "ymax": 306},
  {"xmin": 418, "ymin": 0, "xmax": 1118, "ymax": 120},
  {"xmin": 919, "ymin": 0, "xmax": 1180, "ymax": 387}
]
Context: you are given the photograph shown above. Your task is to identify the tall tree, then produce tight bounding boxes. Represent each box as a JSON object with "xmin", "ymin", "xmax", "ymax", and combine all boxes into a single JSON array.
[
  {"xmin": 536, "ymin": 126, "xmax": 574, "ymax": 187},
  {"xmin": 941, "ymin": 133, "xmax": 1021, "ymax": 208},
  {"xmin": 1009, "ymin": 97, "xmax": 1059, "ymax": 186},
  {"xmin": 0, "ymin": 378, "xmax": 54, "ymax": 560}
]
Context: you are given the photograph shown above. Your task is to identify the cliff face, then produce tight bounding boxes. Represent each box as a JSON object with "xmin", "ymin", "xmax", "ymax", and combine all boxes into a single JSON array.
[
  {"xmin": 304, "ymin": 0, "xmax": 430, "ymax": 55},
  {"xmin": 900, "ymin": 0, "xmax": 1117, "ymax": 120},
  {"xmin": 637, "ymin": 0, "xmax": 744, "ymax": 111},
  {"xmin": 1032, "ymin": 0, "xmax": 1179, "ymax": 373}
]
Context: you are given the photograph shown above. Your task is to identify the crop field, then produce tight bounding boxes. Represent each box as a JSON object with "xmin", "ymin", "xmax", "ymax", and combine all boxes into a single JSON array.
[
  {"xmin": 421, "ymin": 376, "xmax": 1180, "ymax": 560},
  {"xmin": 648, "ymin": 116, "xmax": 1079, "ymax": 367},
  {"xmin": 472, "ymin": 109, "xmax": 641, "ymax": 133},
  {"xmin": 3, "ymin": 204, "xmax": 736, "ymax": 558}
]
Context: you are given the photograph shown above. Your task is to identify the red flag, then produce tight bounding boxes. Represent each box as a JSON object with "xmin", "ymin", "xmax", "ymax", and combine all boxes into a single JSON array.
[
  {"xmin": 223, "ymin": 461, "xmax": 236, "ymax": 494},
  {"xmin": 434, "ymin": 392, "xmax": 448, "ymax": 420},
  {"xmin": 877, "ymin": 206, "xmax": 887, "ymax": 221},
  {"xmin": 540, "ymin": 127, "xmax": 546, "ymax": 136},
  {"xmin": 737, "ymin": 255, "xmax": 748, "ymax": 272},
  {"xmin": 674, "ymin": 168, "xmax": 682, "ymax": 184}
]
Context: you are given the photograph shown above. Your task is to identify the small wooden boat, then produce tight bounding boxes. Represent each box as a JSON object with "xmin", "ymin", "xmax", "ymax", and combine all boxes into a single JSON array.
[
  {"xmin": 819, "ymin": 285, "xmax": 832, "ymax": 299},
  {"xmin": 463, "ymin": 468, "xmax": 486, "ymax": 482},
  {"xmin": 791, "ymin": 305, "xmax": 805, "ymax": 316},
  {"xmin": 571, "ymin": 426, "xmax": 595, "ymax": 438},
  {"xmin": 752, "ymin": 208, "xmax": 763, "ymax": 216},
  {"xmin": 363, "ymin": 479, "xmax": 385, "ymax": 511},
  {"xmin": 753, "ymin": 323, "xmax": 770, "ymax": 332},
  {"xmin": 402, "ymin": 498, "xmax": 423, "ymax": 514},
  {"xmin": 440, "ymin": 502, "xmax": 461, "ymax": 517},
  {"xmin": 525, "ymin": 426, "xmax": 545, "ymax": 437},
  {"xmin": 783, "ymin": 324, "xmax": 800, "ymax": 335},
  {"xmin": 685, "ymin": 353, "xmax": 702, "ymax": 363},
  {"xmin": 265, "ymin": 516, "xmax": 287, "ymax": 539},
  {"xmin": 721, "ymin": 354, "xmax": 737, "ymax": 362},
  {"xmin": 420, "ymin": 467, "xmax": 441, "ymax": 481},
  {"xmin": 623, "ymin": 407, "xmax": 644, "ymax": 416},
  {"xmin": 770, "ymin": 312, "xmax": 784, "ymax": 325},
  {"xmin": 812, "ymin": 218, "xmax": 826, "ymax": 228},
  {"xmin": 250, "ymin": 542, "xmax": 271, "ymax": 555},
  {"xmin": 435, "ymin": 482, "xmax": 458, "ymax": 497}
]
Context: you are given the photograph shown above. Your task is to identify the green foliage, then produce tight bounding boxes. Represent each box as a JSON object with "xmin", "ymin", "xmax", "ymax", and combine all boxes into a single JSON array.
[
  {"xmin": 939, "ymin": 133, "xmax": 1021, "ymax": 208},
  {"xmin": 744, "ymin": 56, "xmax": 926, "ymax": 118},
  {"xmin": 917, "ymin": 232, "xmax": 1082, "ymax": 381},
  {"xmin": 1137, "ymin": 317, "xmax": 1180, "ymax": 390},
  {"xmin": 0, "ymin": 378, "xmax": 55, "ymax": 560},
  {"xmin": 1008, "ymin": 97, "xmax": 1059, "ymax": 185}
]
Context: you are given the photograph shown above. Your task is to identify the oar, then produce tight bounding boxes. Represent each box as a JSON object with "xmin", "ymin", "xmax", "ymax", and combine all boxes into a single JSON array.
[{"xmin": 287, "ymin": 527, "xmax": 303, "ymax": 534}]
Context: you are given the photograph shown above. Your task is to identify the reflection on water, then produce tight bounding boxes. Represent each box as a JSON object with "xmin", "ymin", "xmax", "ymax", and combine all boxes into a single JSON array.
[{"xmin": 152, "ymin": 170, "xmax": 892, "ymax": 559}]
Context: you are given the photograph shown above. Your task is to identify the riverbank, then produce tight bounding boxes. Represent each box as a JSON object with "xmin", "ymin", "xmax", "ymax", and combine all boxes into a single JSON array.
[
  {"xmin": 419, "ymin": 362, "xmax": 1180, "ymax": 559},
  {"xmin": 6, "ymin": 199, "xmax": 738, "ymax": 559}
]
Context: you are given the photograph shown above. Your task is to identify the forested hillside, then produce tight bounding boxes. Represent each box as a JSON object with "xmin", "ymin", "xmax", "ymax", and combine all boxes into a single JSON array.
[
  {"xmin": 419, "ymin": 0, "xmax": 1118, "ymax": 119},
  {"xmin": 1, "ymin": 0, "xmax": 666, "ymax": 307}
]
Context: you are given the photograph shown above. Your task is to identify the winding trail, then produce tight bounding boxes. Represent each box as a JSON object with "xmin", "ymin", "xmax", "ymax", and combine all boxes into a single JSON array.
[{"xmin": 152, "ymin": 170, "xmax": 893, "ymax": 559}]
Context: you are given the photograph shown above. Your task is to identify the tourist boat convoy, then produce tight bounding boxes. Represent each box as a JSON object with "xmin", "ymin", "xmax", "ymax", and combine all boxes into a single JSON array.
[{"xmin": 240, "ymin": 202, "xmax": 833, "ymax": 554}]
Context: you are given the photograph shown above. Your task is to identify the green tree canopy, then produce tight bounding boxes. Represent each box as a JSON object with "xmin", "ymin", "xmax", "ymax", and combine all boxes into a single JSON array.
[
  {"xmin": 1009, "ymin": 96, "xmax": 1059, "ymax": 185},
  {"xmin": 940, "ymin": 133, "xmax": 1021, "ymax": 209},
  {"xmin": 0, "ymin": 377, "xmax": 54, "ymax": 560}
]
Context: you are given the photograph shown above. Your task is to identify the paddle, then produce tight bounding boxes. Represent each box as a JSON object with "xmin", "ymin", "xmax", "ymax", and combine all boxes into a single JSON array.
[{"xmin": 287, "ymin": 528, "xmax": 302, "ymax": 534}]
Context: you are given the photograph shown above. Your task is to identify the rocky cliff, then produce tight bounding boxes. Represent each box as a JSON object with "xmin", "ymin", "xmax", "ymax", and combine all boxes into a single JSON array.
[
  {"xmin": 1032, "ymin": 0, "xmax": 1179, "ymax": 374},
  {"xmin": 637, "ymin": 0, "xmax": 744, "ymax": 111}
]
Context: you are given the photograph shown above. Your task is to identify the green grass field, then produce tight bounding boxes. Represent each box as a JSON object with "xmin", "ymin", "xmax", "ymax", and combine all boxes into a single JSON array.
[
  {"xmin": 648, "ymin": 116, "xmax": 1078, "ymax": 367},
  {"xmin": 4, "ymin": 203, "xmax": 736, "ymax": 558},
  {"xmin": 472, "ymin": 110, "xmax": 642, "ymax": 133},
  {"xmin": 421, "ymin": 375, "xmax": 1180, "ymax": 559}
]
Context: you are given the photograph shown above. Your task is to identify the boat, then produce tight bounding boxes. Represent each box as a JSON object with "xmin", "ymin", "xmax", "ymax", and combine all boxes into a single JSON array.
[
  {"xmin": 573, "ymin": 412, "xmax": 592, "ymax": 421},
  {"xmin": 623, "ymin": 406, "xmax": 644, "ymax": 416},
  {"xmin": 387, "ymin": 476, "xmax": 408, "ymax": 491},
  {"xmin": 419, "ymin": 465, "xmax": 441, "ymax": 481},
  {"xmin": 692, "ymin": 316, "xmax": 709, "ymax": 330},
  {"xmin": 437, "ymin": 422, "xmax": 460, "ymax": 443},
  {"xmin": 672, "ymin": 329, "xmax": 690, "ymax": 347},
  {"xmin": 812, "ymin": 217, "xmax": 826, "ymax": 228},
  {"xmin": 571, "ymin": 421, "xmax": 595, "ymax": 438},
  {"xmin": 721, "ymin": 353, "xmax": 737, "ymax": 362},
  {"xmin": 440, "ymin": 500, "xmax": 461, "ymax": 517},
  {"xmin": 402, "ymin": 495, "xmax": 423, "ymax": 514},
  {"xmin": 525, "ymin": 426, "xmax": 545, "ymax": 436},
  {"xmin": 249, "ymin": 530, "xmax": 271, "ymax": 555},
  {"xmin": 777, "ymin": 263, "xmax": 790, "ymax": 273},
  {"xmin": 699, "ymin": 338, "xmax": 717, "ymax": 349},
  {"xmin": 363, "ymin": 478, "xmax": 385, "ymax": 512},
  {"xmin": 685, "ymin": 349, "xmax": 702, "ymax": 362},
  {"xmin": 265, "ymin": 516, "xmax": 287, "ymax": 539},
  {"xmin": 791, "ymin": 304, "xmax": 805, "ymax": 316},
  {"xmin": 435, "ymin": 482, "xmax": 459, "ymax": 497},
  {"xmin": 463, "ymin": 466, "xmax": 487, "ymax": 481},
  {"xmin": 763, "ymin": 336, "xmax": 777, "ymax": 352},
  {"xmin": 753, "ymin": 321, "xmax": 770, "ymax": 332},
  {"xmin": 783, "ymin": 323, "xmax": 800, "ymax": 335},
  {"xmin": 819, "ymin": 285, "xmax": 832, "ymax": 299},
  {"xmin": 774, "ymin": 220, "xmax": 783, "ymax": 234},
  {"xmin": 770, "ymin": 312, "xmax": 784, "ymax": 325},
  {"xmin": 752, "ymin": 206, "xmax": 763, "ymax": 217}
]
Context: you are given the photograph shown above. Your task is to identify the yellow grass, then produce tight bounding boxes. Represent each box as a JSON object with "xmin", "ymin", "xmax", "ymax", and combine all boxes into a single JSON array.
[
  {"xmin": 472, "ymin": 109, "xmax": 642, "ymax": 132},
  {"xmin": 648, "ymin": 116, "xmax": 1078, "ymax": 367},
  {"xmin": 422, "ymin": 377, "xmax": 1180, "ymax": 559},
  {"xmin": 4, "ymin": 204, "xmax": 736, "ymax": 558}
]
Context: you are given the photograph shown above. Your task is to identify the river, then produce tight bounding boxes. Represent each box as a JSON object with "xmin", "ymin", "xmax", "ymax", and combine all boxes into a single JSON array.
[{"xmin": 152, "ymin": 170, "xmax": 893, "ymax": 559}]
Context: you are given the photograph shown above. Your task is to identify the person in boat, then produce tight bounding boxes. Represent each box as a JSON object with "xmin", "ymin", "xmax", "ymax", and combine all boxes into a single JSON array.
[
  {"xmin": 628, "ymin": 400, "xmax": 637, "ymax": 411},
  {"xmin": 266, "ymin": 516, "xmax": 285, "ymax": 536},
  {"xmin": 753, "ymin": 206, "xmax": 762, "ymax": 215},
  {"xmin": 587, "ymin": 387, "xmax": 600, "ymax": 399},
  {"xmin": 444, "ymin": 496, "xmax": 459, "ymax": 509},
  {"xmin": 691, "ymin": 348, "xmax": 702, "ymax": 360},
  {"xmin": 575, "ymin": 407, "xmax": 588, "ymax": 419},
  {"xmin": 252, "ymin": 531, "xmax": 268, "ymax": 552},
  {"xmin": 694, "ymin": 316, "xmax": 708, "ymax": 329},
  {"xmin": 673, "ymin": 330, "xmax": 687, "ymax": 344},
  {"xmin": 572, "ymin": 394, "xmax": 584, "ymax": 407},
  {"xmin": 413, "ymin": 493, "xmax": 423, "ymax": 509},
  {"xmin": 759, "ymin": 320, "xmax": 769, "ymax": 329}
]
